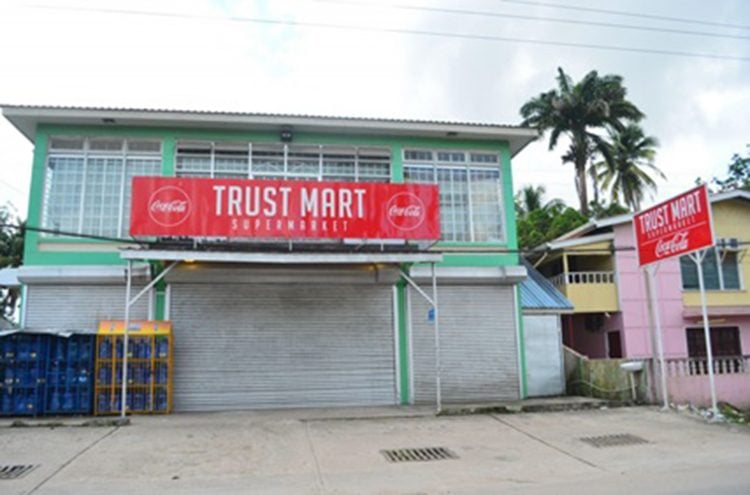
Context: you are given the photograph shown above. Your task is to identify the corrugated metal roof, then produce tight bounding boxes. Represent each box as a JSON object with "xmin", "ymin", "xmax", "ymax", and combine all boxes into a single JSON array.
[
  {"xmin": 520, "ymin": 260, "xmax": 573, "ymax": 312},
  {"xmin": 0, "ymin": 103, "xmax": 529, "ymax": 129},
  {"xmin": 1, "ymin": 104, "xmax": 538, "ymax": 157}
]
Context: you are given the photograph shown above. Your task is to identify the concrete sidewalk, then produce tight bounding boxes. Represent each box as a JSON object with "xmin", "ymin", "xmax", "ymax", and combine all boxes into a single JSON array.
[
  {"xmin": 0, "ymin": 396, "xmax": 606, "ymax": 428},
  {"xmin": 2, "ymin": 406, "xmax": 749, "ymax": 494}
]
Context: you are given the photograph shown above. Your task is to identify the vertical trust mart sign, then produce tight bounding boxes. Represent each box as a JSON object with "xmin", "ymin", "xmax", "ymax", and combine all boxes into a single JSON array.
[
  {"xmin": 633, "ymin": 184, "xmax": 714, "ymax": 266},
  {"xmin": 130, "ymin": 177, "xmax": 441, "ymax": 240}
]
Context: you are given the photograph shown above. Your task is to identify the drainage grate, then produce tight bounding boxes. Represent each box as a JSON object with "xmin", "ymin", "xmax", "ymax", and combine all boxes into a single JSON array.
[
  {"xmin": 381, "ymin": 447, "xmax": 458, "ymax": 463},
  {"xmin": 0, "ymin": 465, "xmax": 37, "ymax": 480},
  {"xmin": 580, "ymin": 434, "xmax": 649, "ymax": 448}
]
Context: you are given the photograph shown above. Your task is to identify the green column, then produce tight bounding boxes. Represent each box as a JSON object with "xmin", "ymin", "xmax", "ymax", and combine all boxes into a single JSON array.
[
  {"xmin": 391, "ymin": 144, "xmax": 404, "ymax": 183},
  {"xmin": 162, "ymin": 135, "xmax": 176, "ymax": 176},
  {"xmin": 397, "ymin": 280, "xmax": 410, "ymax": 404},
  {"xmin": 516, "ymin": 284, "xmax": 528, "ymax": 399}
]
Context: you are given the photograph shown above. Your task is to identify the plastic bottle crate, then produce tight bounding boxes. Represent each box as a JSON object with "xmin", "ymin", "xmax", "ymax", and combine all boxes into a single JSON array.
[
  {"xmin": 95, "ymin": 321, "xmax": 173, "ymax": 415},
  {"xmin": 44, "ymin": 335, "xmax": 95, "ymax": 415},
  {"xmin": 0, "ymin": 334, "xmax": 47, "ymax": 417}
]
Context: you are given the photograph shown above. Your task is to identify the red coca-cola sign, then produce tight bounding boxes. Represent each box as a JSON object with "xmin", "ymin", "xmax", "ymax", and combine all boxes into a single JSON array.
[
  {"xmin": 386, "ymin": 192, "xmax": 426, "ymax": 231},
  {"xmin": 148, "ymin": 186, "xmax": 192, "ymax": 227},
  {"xmin": 633, "ymin": 184, "xmax": 714, "ymax": 266},
  {"xmin": 130, "ymin": 177, "xmax": 440, "ymax": 240}
]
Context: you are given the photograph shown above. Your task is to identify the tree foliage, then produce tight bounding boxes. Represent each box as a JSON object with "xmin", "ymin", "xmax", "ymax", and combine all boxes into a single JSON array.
[
  {"xmin": 710, "ymin": 147, "xmax": 750, "ymax": 192},
  {"xmin": 0, "ymin": 205, "xmax": 24, "ymax": 324},
  {"xmin": 587, "ymin": 199, "xmax": 630, "ymax": 219},
  {"xmin": 595, "ymin": 124, "xmax": 664, "ymax": 211},
  {"xmin": 520, "ymin": 67, "xmax": 644, "ymax": 215},
  {"xmin": 515, "ymin": 186, "xmax": 587, "ymax": 250}
]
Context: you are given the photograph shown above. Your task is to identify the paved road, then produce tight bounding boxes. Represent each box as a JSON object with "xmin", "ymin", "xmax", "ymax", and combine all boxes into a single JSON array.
[{"xmin": 1, "ymin": 407, "xmax": 749, "ymax": 494}]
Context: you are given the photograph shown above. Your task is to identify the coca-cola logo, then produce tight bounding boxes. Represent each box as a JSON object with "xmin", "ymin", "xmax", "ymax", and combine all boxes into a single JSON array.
[
  {"xmin": 386, "ymin": 192, "xmax": 426, "ymax": 231},
  {"xmin": 147, "ymin": 186, "xmax": 192, "ymax": 227},
  {"xmin": 655, "ymin": 231, "xmax": 689, "ymax": 258}
]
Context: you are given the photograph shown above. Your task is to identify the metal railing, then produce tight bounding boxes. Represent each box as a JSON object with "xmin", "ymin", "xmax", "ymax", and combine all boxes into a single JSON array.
[
  {"xmin": 665, "ymin": 355, "xmax": 750, "ymax": 377},
  {"xmin": 550, "ymin": 271, "xmax": 615, "ymax": 286}
]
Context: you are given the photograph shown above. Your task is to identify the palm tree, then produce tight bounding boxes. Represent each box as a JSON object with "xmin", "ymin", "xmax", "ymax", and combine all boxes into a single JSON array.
[
  {"xmin": 515, "ymin": 184, "xmax": 564, "ymax": 217},
  {"xmin": 595, "ymin": 124, "xmax": 664, "ymax": 212},
  {"xmin": 515, "ymin": 184, "xmax": 545, "ymax": 216},
  {"xmin": 520, "ymin": 67, "xmax": 644, "ymax": 215}
]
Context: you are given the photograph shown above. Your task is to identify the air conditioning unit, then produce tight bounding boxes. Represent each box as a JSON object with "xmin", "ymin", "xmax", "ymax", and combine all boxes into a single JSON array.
[{"xmin": 719, "ymin": 238, "xmax": 740, "ymax": 250}]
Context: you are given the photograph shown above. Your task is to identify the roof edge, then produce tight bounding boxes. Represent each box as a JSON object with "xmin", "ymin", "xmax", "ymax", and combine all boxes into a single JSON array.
[{"xmin": 1, "ymin": 104, "xmax": 538, "ymax": 147}]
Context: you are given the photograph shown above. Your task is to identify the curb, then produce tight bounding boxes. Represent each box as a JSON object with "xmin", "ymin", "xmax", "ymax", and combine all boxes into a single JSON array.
[
  {"xmin": 438, "ymin": 400, "xmax": 628, "ymax": 416},
  {"xmin": 2, "ymin": 417, "xmax": 130, "ymax": 428}
]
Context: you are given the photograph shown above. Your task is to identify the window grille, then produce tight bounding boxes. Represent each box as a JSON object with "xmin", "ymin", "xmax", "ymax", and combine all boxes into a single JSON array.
[
  {"xmin": 175, "ymin": 141, "xmax": 391, "ymax": 183},
  {"xmin": 44, "ymin": 137, "xmax": 161, "ymax": 238},
  {"xmin": 403, "ymin": 148, "xmax": 504, "ymax": 242},
  {"xmin": 679, "ymin": 241, "xmax": 742, "ymax": 290}
]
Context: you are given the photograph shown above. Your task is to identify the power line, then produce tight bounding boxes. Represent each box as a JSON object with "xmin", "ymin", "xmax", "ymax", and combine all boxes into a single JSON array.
[
  {"xmin": 0, "ymin": 224, "xmax": 141, "ymax": 245},
  {"xmin": 0, "ymin": 178, "xmax": 25, "ymax": 195},
  {"xmin": 494, "ymin": 0, "xmax": 750, "ymax": 32},
  {"xmin": 20, "ymin": 4, "xmax": 750, "ymax": 63},
  {"xmin": 2, "ymin": 223, "xmax": 748, "ymax": 255},
  {"xmin": 316, "ymin": 0, "xmax": 750, "ymax": 42}
]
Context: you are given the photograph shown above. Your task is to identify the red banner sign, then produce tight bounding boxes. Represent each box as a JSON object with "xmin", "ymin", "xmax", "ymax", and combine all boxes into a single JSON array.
[
  {"xmin": 633, "ymin": 184, "xmax": 714, "ymax": 266},
  {"xmin": 130, "ymin": 177, "xmax": 441, "ymax": 240}
]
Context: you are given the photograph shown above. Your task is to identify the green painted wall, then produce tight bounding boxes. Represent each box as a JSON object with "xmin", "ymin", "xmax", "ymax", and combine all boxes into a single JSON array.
[
  {"xmin": 25, "ymin": 124, "xmax": 520, "ymax": 269},
  {"xmin": 23, "ymin": 131, "xmax": 48, "ymax": 265}
]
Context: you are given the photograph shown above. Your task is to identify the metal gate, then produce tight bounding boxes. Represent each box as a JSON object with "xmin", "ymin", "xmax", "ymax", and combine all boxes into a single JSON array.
[
  {"xmin": 24, "ymin": 285, "xmax": 149, "ymax": 329},
  {"xmin": 169, "ymin": 283, "xmax": 397, "ymax": 411},
  {"xmin": 410, "ymin": 285, "xmax": 520, "ymax": 403}
]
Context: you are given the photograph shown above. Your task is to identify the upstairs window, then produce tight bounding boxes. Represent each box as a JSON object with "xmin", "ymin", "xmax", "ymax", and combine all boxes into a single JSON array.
[
  {"xmin": 686, "ymin": 327, "xmax": 742, "ymax": 358},
  {"xmin": 43, "ymin": 137, "xmax": 162, "ymax": 238},
  {"xmin": 403, "ymin": 149, "xmax": 504, "ymax": 242},
  {"xmin": 175, "ymin": 142, "xmax": 390, "ymax": 182},
  {"xmin": 680, "ymin": 241, "xmax": 742, "ymax": 290}
]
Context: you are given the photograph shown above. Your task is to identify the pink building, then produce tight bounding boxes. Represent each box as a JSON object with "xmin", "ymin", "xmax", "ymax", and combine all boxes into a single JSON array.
[{"xmin": 532, "ymin": 190, "xmax": 750, "ymax": 408}]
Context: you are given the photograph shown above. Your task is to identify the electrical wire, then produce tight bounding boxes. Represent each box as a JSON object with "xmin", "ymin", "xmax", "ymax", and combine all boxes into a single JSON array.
[
  {"xmin": 0, "ymin": 224, "xmax": 141, "ymax": 245},
  {"xmin": 1, "ymin": 223, "xmax": 748, "ymax": 255},
  {"xmin": 494, "ymin": 0, "xmax": 750, "ymax": 32},
  {"xmin": 0, "ymin": 179, "xmax": 25, "ymax": 195},
  {"xmin": 315, "ymin": 0, "xmax": 750, "ymax": 42},
  {"xmin": 18, "ymin": 3, "xmax": 750, "ymax": 63}
]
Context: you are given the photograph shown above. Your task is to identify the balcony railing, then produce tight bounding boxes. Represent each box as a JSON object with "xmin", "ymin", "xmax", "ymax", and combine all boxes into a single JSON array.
[
  {"xmin": 550, "ymin": 271, "xmax": 615, "ymax": 286},
  {"xmin": 665, "ymin": 355, "xmax": 750, "ymax": 377}
]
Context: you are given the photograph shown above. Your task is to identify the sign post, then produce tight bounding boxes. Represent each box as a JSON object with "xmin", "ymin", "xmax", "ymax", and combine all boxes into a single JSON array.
[
  {"xmin": 690, "ymin": 249, "xmax": 720, "ymax": 418},
  {"xmin": 633, "ymin": 184, "xmax": 717, "ymax": 416},
  {"xmin": 643, "ymin": 263, "xmax": 669, "ymax": 410}
]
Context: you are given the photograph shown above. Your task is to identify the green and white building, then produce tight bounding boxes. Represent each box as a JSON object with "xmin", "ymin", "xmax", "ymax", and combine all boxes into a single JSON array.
[{"xmin": 3, "ymin": 105, "xmax": 537, "ymax": 411}]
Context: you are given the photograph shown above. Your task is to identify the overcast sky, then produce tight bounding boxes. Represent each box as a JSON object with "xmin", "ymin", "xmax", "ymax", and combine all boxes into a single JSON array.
[{"xmin": 1, "ymin": 0, "xmax": 748, "ymax": 219}]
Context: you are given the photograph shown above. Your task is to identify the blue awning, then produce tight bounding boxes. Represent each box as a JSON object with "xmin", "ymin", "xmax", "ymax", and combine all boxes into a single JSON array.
[{"xmin": 520, "ymin": 260, "xmax": 573, "ymax": 312}]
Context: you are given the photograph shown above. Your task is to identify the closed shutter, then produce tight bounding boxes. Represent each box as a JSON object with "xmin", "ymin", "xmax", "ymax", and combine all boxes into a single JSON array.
[
  {"xmin": 25, "ymin": 285, "xmax": 150, "ymax": 330},
  {"xmin": 170, "ymin": 283, "xmax": 396, "ymax": 411},
  {"xmin": 524, "ymin": 314, "xmax": 564, "ymax": 397},
  {"xmin": 410, "ymin": 285, "xmax": 520, "ymax": 403}
]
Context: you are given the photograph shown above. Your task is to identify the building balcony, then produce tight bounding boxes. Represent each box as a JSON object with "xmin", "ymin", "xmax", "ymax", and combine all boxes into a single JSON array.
[{"xmin": 550, "ymin": 271, "xmax": 619, "ymax": 313}]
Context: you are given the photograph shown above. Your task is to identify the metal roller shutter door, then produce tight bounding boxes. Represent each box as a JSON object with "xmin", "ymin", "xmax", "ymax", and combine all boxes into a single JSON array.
[
  {"xmin": 25, "ymin": 285, "xmax": 150, "ymax": 329},
  {"xmin": 524, "ymin": 314, "xmax": 565, "ymax": 397},
  {"xmin": 410, "ymin": 285, "xmax": 520, "ymax": 403},
  {"xmin": 170, "ymin": 283, "xmax": 396, "ymax": 411}
]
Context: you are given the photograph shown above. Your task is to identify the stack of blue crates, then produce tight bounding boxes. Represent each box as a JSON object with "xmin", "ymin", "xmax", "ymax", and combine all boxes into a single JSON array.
[
  {"xmin": 0, "ymin": 334, "xmax": 47, "ymax": 416},
  {"xmin": 45, "ymin": 335, "xmax": 94, "ymax": 415},
  {"xmin": 0, "ymin": 333, "xmax": 95, "ymax": 417}
]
